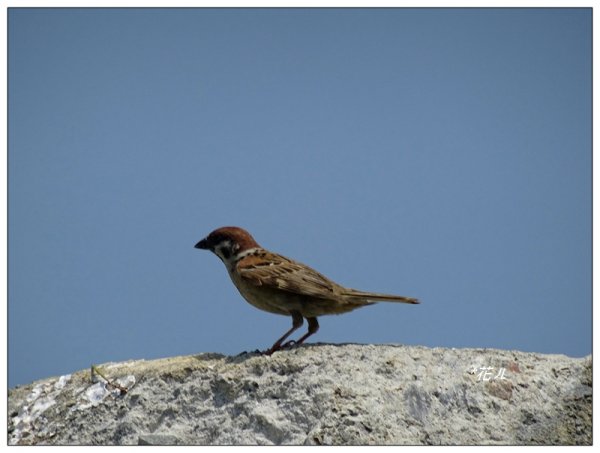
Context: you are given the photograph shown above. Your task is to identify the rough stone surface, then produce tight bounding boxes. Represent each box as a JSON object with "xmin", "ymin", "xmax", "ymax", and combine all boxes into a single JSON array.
[{"xmin": 8, "ymin": 344, "xmax": 592, "ymax": 445}]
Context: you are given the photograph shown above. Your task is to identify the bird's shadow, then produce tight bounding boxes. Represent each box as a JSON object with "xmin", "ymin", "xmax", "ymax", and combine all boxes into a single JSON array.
[{"xmin": 192, "ymin": 341, "xmax": 402, "ymax": 365}]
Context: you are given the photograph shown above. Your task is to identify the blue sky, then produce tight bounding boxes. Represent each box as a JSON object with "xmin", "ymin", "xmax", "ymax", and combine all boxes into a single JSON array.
[{"xmin": 8, "ymin": 8, "xmax": 591, "ymax": 387}]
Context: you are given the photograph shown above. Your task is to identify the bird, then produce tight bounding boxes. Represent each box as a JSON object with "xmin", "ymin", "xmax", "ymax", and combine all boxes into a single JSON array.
[{"xmin": 195, "ymin": 226, "xmax": 419, "ymax": 355}]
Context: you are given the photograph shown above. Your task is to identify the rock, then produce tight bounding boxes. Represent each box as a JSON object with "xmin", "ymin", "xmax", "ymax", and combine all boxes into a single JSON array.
[
  {"xmin": 138, "ymin": 434, "xmax": 183, "ymax": 445},
  {"xmin": 7, "ymin": 344, "xmax": 591, "ymax": 445}
]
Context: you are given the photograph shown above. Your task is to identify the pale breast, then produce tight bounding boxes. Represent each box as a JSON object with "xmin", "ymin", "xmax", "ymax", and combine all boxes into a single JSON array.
[{"xmin": 228, "ymin": 269, "xmax": 294, "ymax": 316}]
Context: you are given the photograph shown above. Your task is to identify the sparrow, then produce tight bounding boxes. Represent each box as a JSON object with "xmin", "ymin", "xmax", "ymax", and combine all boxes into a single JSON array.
[{"xmin": 195, "ymin": 226, "xmax": 419, "ymax": 355}]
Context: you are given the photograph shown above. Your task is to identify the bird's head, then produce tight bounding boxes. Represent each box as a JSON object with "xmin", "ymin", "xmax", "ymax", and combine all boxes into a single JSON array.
[{"xmin": 195, "ymin": 226, "xmax": 260, "ymax": 263}]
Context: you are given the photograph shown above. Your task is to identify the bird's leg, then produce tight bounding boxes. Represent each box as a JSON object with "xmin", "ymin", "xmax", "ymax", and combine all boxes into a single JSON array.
[
  {"xmin": 281, "ymin": 317, "xmax": 319, "ymax": 349},
  {"xmin": 290, "ymin": 318, "xmax": 319, "ymax": 347},
  {"xmin": 264, "ymin": 311, "xmax": 303, "ymax": 355}
]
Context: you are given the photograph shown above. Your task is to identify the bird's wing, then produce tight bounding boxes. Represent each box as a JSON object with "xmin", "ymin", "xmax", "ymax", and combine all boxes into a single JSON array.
[{"xmin": 237, "ymin": 253, "xmax": 337, "ymax": 299}]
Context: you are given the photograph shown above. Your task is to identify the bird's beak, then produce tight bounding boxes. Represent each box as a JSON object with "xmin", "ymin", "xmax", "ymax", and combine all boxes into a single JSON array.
[{"xmin": 195, "ymin": 238, "xmax": 209, "ymax": 249}]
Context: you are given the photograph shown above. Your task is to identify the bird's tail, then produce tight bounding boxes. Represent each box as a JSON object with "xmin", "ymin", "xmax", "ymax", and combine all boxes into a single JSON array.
[{"xmin": 342, "ymin": 288, "xmax": 420, "ymax": 304}]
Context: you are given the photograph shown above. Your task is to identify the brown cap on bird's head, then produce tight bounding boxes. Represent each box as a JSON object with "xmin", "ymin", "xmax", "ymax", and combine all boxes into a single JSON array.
[{"xmin": 195, "ymin": 226, "xmax": 261, "ymax": 253}]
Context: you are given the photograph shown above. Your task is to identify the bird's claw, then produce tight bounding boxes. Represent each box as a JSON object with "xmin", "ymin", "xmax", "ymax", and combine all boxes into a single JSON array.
[{"xmin": 262, "ymin": 340, "xmax": 299, "ymax": 356}]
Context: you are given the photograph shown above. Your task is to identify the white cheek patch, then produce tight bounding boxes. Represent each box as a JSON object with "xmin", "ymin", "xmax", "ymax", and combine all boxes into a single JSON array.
[{"xmin": 214, "ymin": 241, "xmax": 232, "ymax": 261}]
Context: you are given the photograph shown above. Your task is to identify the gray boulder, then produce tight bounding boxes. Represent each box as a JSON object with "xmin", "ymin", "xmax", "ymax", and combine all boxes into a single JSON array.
[{"xmin": 8, "ymin": 343, "xmax": 592, "ymax": 445}]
